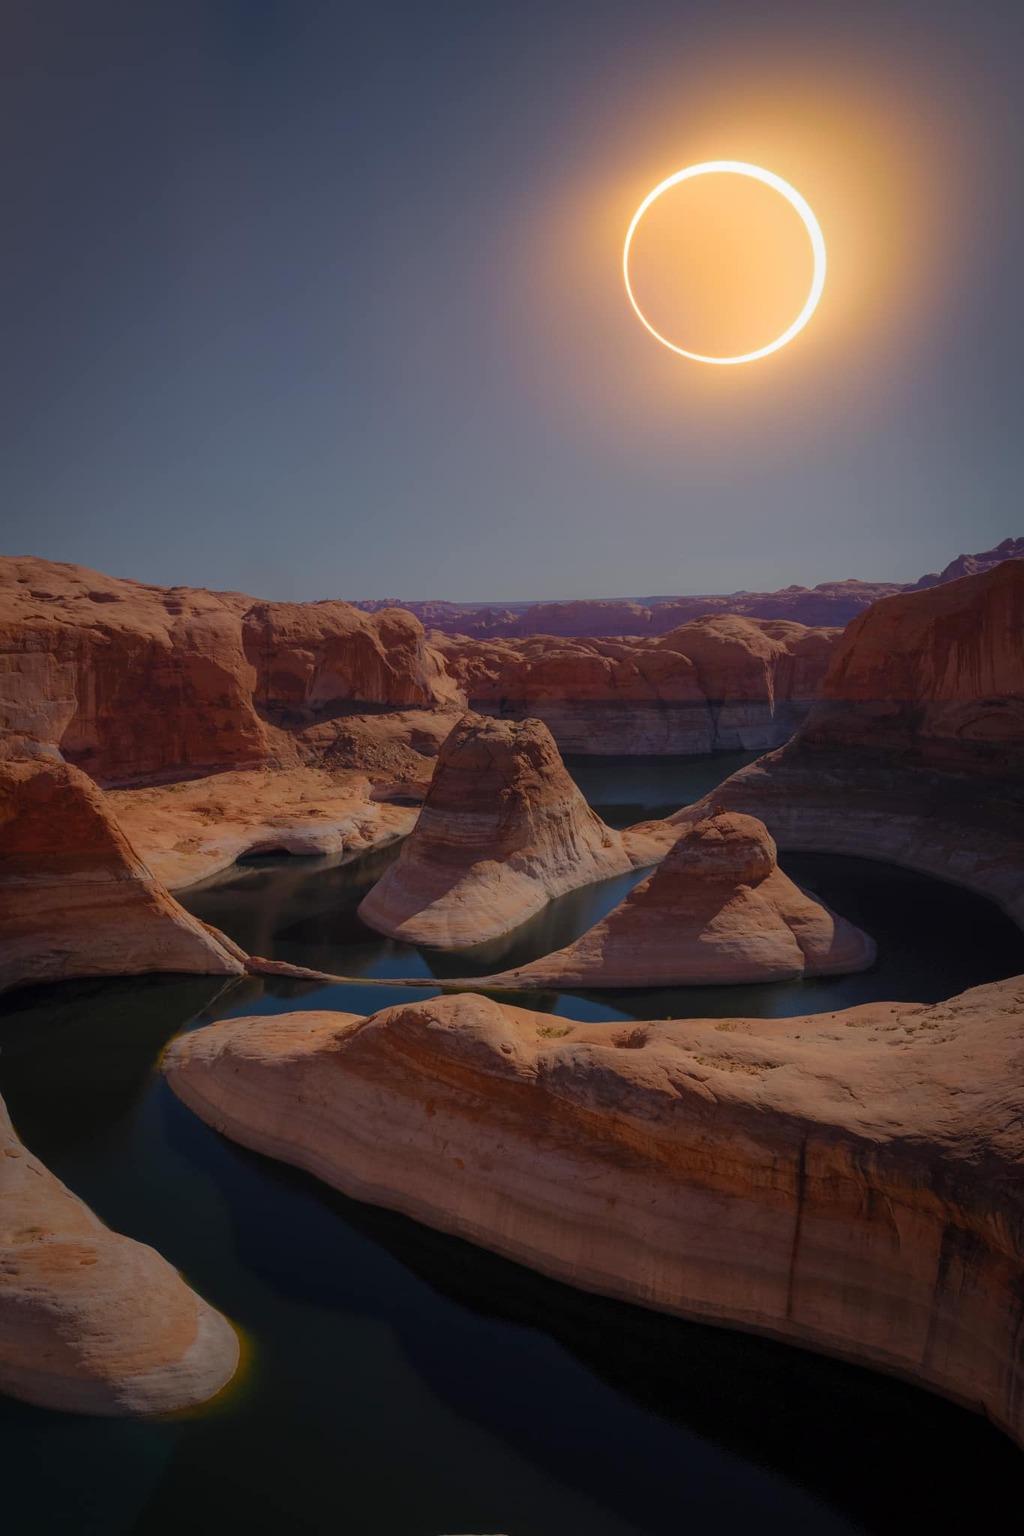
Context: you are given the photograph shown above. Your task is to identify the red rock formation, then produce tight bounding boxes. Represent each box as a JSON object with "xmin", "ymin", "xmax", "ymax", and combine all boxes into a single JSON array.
[
  {"xmin": 671, "ymin": 560, "xmax": 1024, "ymax": 925},
  {"xmin": 164, "ymin": 979, "xmax": 1024, "ymax": 1451},
  {"xmin": 0, "ymin": 557, "xmax": 460, "ymax": 785},
  {"xmin": 0, "ymin": 757, "xmax": 245, "ymax": 993},
  {"xmin": 108, "ymin": 765, "xmax": 419, "ymax": 890},
  {"xmin": 1, "ymin": 1091, "xmax": 239, "ymax": 1415},
  {"xmin": 476, "ymin": 812, "xmax": 874, "ymax": 988},
  {"xmin": 357, "ymin": 713, "xmax": 651, "ymax": 946},
  {"xmin": 439, "ymin": 617, "xmax": 839, "ymax": 754}
]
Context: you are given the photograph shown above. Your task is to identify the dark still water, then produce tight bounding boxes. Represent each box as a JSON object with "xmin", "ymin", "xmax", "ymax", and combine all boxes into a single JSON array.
[{"xmin": 2, "ymin": 758, "xmax": 1024, "ymax": 1535}]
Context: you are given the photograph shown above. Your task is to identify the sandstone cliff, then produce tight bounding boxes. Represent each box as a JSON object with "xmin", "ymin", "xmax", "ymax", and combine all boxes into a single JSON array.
[
  {"xmin": 0, "ymin": 1090, "xmax": 239, "ymax": 1415},
  {"xmin": 475, "ymin": 812, "xmax": 875, "ymax": 988},
  {"xmin": 669, "ymin": 561, "xmax": 1024, "ymax": 926},
  {"xmin": 0, "ymin": 557, "xmax": 459, "ymax": 785},
  {"xmin": 357, "ymin": 713, "xmax": 650, "ymax": 946},
  {"xmin": 438, "ymin": 616, "xmax": 839, "ymax": 755},
  {"xmin": 163, "ymin": 981, "xmax": 1024, "ymax": 1451},
  {"xmin": 0, "ymin": 757, "xmax": 245, "ymax": 993}
]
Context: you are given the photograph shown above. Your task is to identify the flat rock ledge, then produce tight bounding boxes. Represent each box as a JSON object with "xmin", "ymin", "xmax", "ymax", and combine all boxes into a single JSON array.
[
  {"xmin": 165, "ymin": 983, "xmax": 1024, "ymax": 1451},
  {"xmin": 0, "ymin": 1093, "xmax": 239, "ymax": 1416}
]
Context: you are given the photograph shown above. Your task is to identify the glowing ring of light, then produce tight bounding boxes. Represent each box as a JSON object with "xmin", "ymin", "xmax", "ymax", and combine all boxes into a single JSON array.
[{"xmin": 623, "ymin": 160, "xmax": 827, "ymax": 365}]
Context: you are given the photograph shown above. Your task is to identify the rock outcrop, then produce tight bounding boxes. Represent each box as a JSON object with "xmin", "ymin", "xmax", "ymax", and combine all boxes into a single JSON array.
[
  {"xmin": 0, "ymin": 757, "xmax": 245, "ymax": 993},
  {"xmin": 0, "ymin": 1091, "xmax": 239, "ymax": 1415},
  {"xmin": 670, "ymin": 560, "xmax": 1024, "ymax": 926},
  {"xmin": 357, "ymin": 714, "xmax": 654, "ymax": 946},
  {"xmin": 475, "ymin": 812, "xmax": 875, "ymax": 988},
  {"xmin": 164, "ymin": 980, "xmax": 1024, "ymax": 1452},
  {"xmin": 0, "ymin": 557, "xmax": 459, "ymax": 786},
  {"xmin": 439, "ymin": 616, "xmax": 839, "ymax": 755},
  {"xmin": 108, "ymin": 766, "xmax": 419, "ymax": 891}
]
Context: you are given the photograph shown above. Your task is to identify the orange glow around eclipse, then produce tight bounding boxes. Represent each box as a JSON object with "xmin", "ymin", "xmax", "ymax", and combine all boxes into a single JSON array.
[{"xmin": 622, "ymin": 162, "xmax": 827, "ymax": 364}]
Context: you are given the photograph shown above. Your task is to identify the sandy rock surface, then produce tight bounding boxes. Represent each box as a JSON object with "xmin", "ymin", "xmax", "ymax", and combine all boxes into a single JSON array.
[
  {"xmin": 164, "ymin": 980, "xmax": 1024, "ymax": 1451},
  {"xmin": 474, "ymin": 812, "xmax": 875, "ymax": 988},
  {"xmin": 0, "ymin": 758, "xmax": 244, "ymax": 994},
  {"xmin": 358, "ymin": 714, "xmax": 658, "ymax": 946},
  {"xmin": 0, "ymin": 1091, "xmax": 239, "ymax": 1415},
  {"xmin": 109, "ymin": 765, "xmax": 419, "ymax": 890}
]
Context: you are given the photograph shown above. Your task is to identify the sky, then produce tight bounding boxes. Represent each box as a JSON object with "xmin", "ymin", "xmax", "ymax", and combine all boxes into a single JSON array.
[{"xmin": 2, "ymin": 0, "xmax": 1023, "ymax": 601}]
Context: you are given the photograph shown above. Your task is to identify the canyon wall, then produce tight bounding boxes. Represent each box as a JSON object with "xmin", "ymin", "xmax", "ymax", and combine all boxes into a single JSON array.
[
  {"xmin": 0, "ymin": 756, "xmax": 246, "ymax": 993},
  {"xmin": 0, "ymin": 558, "xmax": 458, "ymax": 786},
  {"xmin": 672, "ymin": 559, "xmax": 1024, "ymax": 926},
  {"xmin": 439, "ymin": 616, "xmax": 839, "ymax": 755}
]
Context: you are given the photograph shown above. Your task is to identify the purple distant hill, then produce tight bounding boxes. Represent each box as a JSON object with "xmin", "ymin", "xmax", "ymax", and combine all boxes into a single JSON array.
[{"xmin": 351, "ymin": 537, "xmax": 1024, "ymax": 638}]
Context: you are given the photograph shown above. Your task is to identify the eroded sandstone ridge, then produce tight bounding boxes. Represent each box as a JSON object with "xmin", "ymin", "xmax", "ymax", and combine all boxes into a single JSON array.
[
  {"xmin": 0, "ymin": 1090, "xmax": 239, "ymax": 1415},
  {"xmin": 0, "ymin": 556, "xmax": 457, "ymax": 785},
  {"xmin": 358, "ymin": 713, "xmax": 659, "ymax": 946},
  {"xmin": 439, "ymin": 616, "xmax": 839, "ymax": 754},
  {"xmin": 670, "ymin": 559, "xmax": 1024, "ymax": 925},
  {"xmin": 164, "ymin": 983, "xmax": 1024, "ymax": 1450},
  {"xmin": 474, "ymin": 811, "xmax": 875, "ymax": 988},
  {"xmin": 0, "ymin": 757, "xmax": 245, "ymax": 993}
]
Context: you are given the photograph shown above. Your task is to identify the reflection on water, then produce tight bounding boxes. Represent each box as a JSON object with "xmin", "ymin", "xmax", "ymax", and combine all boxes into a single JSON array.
[{"xmin": 2, "ymin": 754, "xmax": 1024, "ymax": 1534}]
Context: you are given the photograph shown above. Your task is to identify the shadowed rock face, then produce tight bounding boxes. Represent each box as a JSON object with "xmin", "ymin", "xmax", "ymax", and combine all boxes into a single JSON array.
[
  {"xmin": 472, "ymin": 811, "xmax": 875, "ymax": 988},
  {"xmin": 163, "ymin": 982, "xmax": 1024, "ymax": 1452},
  {"xmin": 439, "ymin": 616, "xmax": 840, "ymax": 755},
  {"xmin": 0, "ymin": 757, "xmax": 245, "ymax": 993},
  {"xmin": 0, "ymin": 557, "xmax": 459, "ymax": 785},
  {"xmin": 357, "ymin": 713, "xmax": 650, "ymax": 947},
  {"xmin": 669, "ymin": 561, "xmax": 1024, "ymax": 926},
  {"xmin": 0, "ymin": 1091, "xmax": 239, "ymax": 1416}
]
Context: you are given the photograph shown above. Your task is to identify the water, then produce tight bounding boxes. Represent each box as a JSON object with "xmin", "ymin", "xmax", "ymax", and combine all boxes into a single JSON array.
[{"xmin": 2, "ymin": 756, "xmax": 1024, "ymax": 1534}]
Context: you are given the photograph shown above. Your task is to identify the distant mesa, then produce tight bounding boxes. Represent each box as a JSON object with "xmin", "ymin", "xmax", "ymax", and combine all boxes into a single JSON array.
[
  {"xmin": 0, "ymin": 1090, "xmax": 239, "ymax": 1415},
  {"xmin": 473, "ymin": 810, "xmax": 875, "ymax": 989},
  {"xmin": 352, "ymin": 538, "xmax": 1024, "ymax": 639},
  {"xmin": 357, "ymin": 712, "xmax": 660, "ymax": 947}
]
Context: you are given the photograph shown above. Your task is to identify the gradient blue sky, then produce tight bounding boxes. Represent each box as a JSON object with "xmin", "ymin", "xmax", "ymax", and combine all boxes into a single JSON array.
[{"xmin": 2, "ymin": 0, "xmax": 1022, "ymax": 600}]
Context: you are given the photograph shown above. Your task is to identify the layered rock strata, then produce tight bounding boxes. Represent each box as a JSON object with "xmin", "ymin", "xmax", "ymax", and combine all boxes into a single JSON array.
[
  {"xmin": 0, "ymin": 557, "xmax": 458, "ymax": 785},
  {"xmin": 108, "ymin": 766, "xmax": 419, "ymax": 891},
  {"xmin": 474, "ymin": 812, "xmax": 875, "ymax": 988},
  {"xmin": 439, "ymin": 616, "xmax": 839, "ymax": 755},
  {"xmin": 0, "ymin": 1091, "xmax": 239, "ymax": 1415},
  {"xmin": 357, "ymin": 714, "xmax": 661, "ymax": 947},
  {"xmin": 0, "ymin": 757, "xmax": 245, "ymax": 993},
  {"xmin": 670, "ymin": 561, "xmax": 1024, "ymax": 926},
  {"xmin": 164, "ymin": 981, "xmax": 1024, "ymax": 1451}
]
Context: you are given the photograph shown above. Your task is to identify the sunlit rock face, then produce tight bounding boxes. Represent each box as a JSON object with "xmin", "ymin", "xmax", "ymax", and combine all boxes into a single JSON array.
[
  {"xmin": 0, "ymin": 756, "xmax": 245, "ymax": 993},
  {"xmin": 439, "ymin": 616, "xmax": 839, "ymax": 754},
  {"xmin": 0, "ymin": 1091, "xmax": 239, "ymax": 1416},
  {"xmin": 164, "ymin": 982, "xmax": 1024, "ymax": 1452},
  {"xmin": 0, "ymin": 557, "xmax": 460, "ymax": 786},
  {"xmin": 471, "ymin": 811, "xmax": 875, "ymax": 988},
  {"xmin": 669, "ymin": 561, "xmax": 1024, "ymax": 926},
  {"xmin": 357, "ymin": 712, "xmax": 652, "ymax": 947}
]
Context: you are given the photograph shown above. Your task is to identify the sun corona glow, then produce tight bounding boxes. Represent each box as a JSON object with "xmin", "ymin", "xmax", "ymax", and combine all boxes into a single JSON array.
[{"xmin": 623, "ymin": 160, "xmax": 827, "ymax": 365}]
